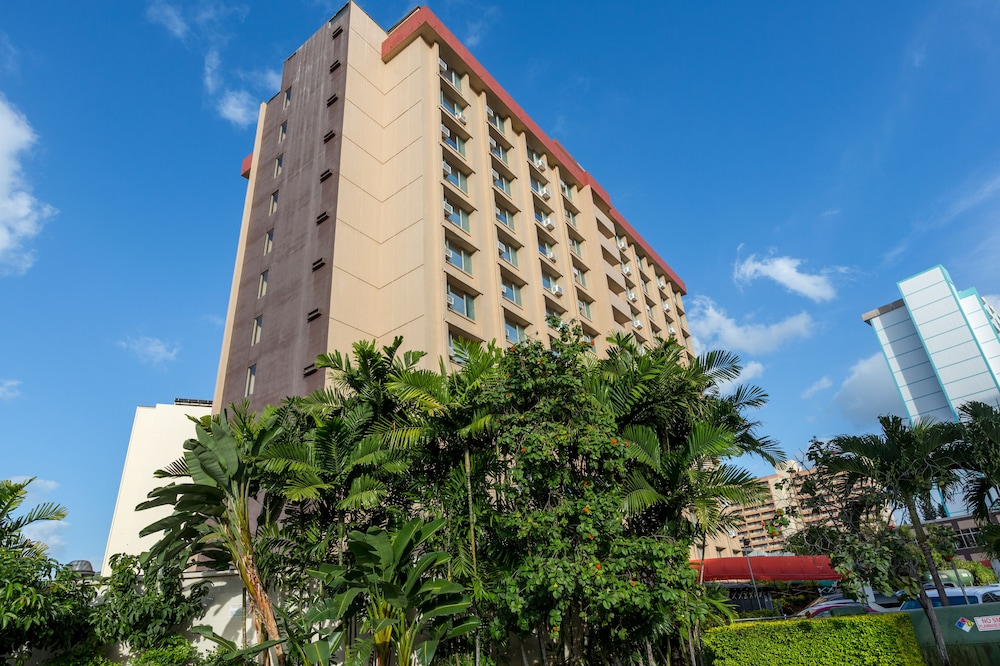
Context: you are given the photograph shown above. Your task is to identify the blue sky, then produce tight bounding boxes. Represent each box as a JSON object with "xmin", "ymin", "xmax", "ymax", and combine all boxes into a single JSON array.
[{"xmin": 3, "ymin": 1, "xmax": 1000, "ymax": 565}]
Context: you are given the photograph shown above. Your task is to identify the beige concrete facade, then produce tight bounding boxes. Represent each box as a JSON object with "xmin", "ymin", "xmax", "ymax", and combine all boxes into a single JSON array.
[
  {"xmin": 102, "ymin": 400, "xmax": 212, "ymax": 575},
  {"xmin": 215, "ymin": 2, "xmax": 692, "ymax": 413}
]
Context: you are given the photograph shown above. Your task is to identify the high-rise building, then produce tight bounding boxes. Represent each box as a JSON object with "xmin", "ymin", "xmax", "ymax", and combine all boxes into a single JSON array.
[
  {"xmin": 862, "ymin": 265, "xmax": 1000, "ymax": 423},
  {"xmin": 213, "ymin": 2, "xmax": 692, "ymax": 411}
]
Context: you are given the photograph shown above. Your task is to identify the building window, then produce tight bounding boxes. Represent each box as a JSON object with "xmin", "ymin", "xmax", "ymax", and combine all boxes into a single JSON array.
[
  {"xmin": 438, "ymin": 58, "xmax": 462, "ymax": 90},
  {"xmin": 440, "ymin": 91, "xmax": 465, "ymax": 121},
  {"xmin": 534, "ymin": 208, "xmax": 553, "ymax": 229},
  {"xmin": 263, "ymin": 229, "xmax": 273, "ymax": 255},
  {"xmin": 269, "ymin": 191, "xmax": 279, "ymax": 214},
  {"xmin": 504, "ymin": 320, "xmax": 526, "ymax": 344},
  {"xmin": 530, "ymin": 177, "xmax": 546, "ymax": 194},
  {"xmin": 245, "ymin": 365, "xmax": 257, "ymax": 397},
  {"xmin": 572, "ymin": 266, "xmax": 587, "ymax": 288},
  {"xmin": 565, "ymin": 210, "xmax": 578, "ymax": 228},
  {"xmin": 528, "ymin": 148, "xmax": 545, "ymax": 169},
  {"xmin": 283, "ymin": 88, "xmax": 291, "ymax": 108},
  {"xmin": 489, "ymin": 137, "xmax": 508, "ymax": 164},
  {"xmin": 497, "ymin": 240, "xmax": 518, "ymax": 267},
  {"xmin": 578, "ymin": 299, "xmax": 592, "ymax": 320},
  {"xmin": 568, "ymin": 237, "xmax": 582, "ymax": 256},
  {"xmin": 538, "ymin": 240, "xmax": 556, "ymax": 260},
  {"xmin": 443, "ymin": 159, "xmax": 468, "ymax": 193},
  {"xmin": 501, "ymin": 278, "xmax": 522, "ymax": 306},
  {"xmin": 447, "ymin": 331, "xmax": 464, "ymax": 364},
  {"xmin": 274, "ymin": 155, "xmax": 283, "ymax": 177},
  {"xmin": 446, "ymin": 239, "xmax": 472, "ymax": 274},
  {"xmin": 642, "ymin": 280, "xmax": 649, "ymax": 295},
  {"xmin": 444, "ymin": 198, "xmax": 471, "ymax": 232},
  {"xmin": 492, "ymin": 170, "xmax": 512, "ymax": 197},
  {"xmin": 486, "ymin": 105, "xmax": 505, "ymax": 134},
  {"xmin": 560, "ymin": 179, "xmax": 573, "ymax": 200},
  {"xmin": 258, "ymin": 270, "xmax": 269, "ymax": 298},
  {"xmin": 442, "ymin": 125, "xmax": 466, "ymax": 156},
  {"xmin": 545, "ymin": 307, "xmax": 562, "ymax": 327},
  {"xmin": 446, "ymin": 284, "xmax": 475, "ymax": 320},
  {"xmin": 541, "ymin": 272, "xmax": 558, "ymax": 291},
  {"xmin": 251, "ymin": 316, "xmax": 263, "ymax": 345},
  {"xmin": 279, "ymin": 121, "xmax": 287, "ymax": 142},
  {"xmin": 495, "ymin": 205, "xmax": 515, "ymax": 231}
]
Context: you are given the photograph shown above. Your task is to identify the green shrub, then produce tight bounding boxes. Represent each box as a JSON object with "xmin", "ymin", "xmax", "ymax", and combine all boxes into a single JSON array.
[
  {"xmin": 132, "ymin": 635, "xmax": 200, "ymax": 666},
  {"xmin": 43, "ymin": 645, "xmax": 116, "ymax": 666},
  {"xmin": 963, "ymin": 560, "xmax": 998, "ymax": 585},
  {"xmin": 736, "ymin": 609, "xmax": 782, "ymax": 619},
  {"xmin": 702, "ymin": 613, "xmax": 923, "ymax": 666}
]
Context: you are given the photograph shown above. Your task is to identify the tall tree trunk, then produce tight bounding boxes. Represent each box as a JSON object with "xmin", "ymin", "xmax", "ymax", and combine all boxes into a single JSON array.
[
  {"xmin": 907, "ymin": 502, "xmax": 951, "ymax": 666},
  {"xmin": 465, "ymin": 445, "xmax": 477, "ymax": 573},
  {"xmin": 243, "ymin": 561, "xmax": 286, "ymax": 666},
  {"xmin": 917, "ymin": 588, "xmax": 951, "ymax": 666},
  {"xmin": 907, "ymin": 500, "xmax": 950, "ymax": 605}
]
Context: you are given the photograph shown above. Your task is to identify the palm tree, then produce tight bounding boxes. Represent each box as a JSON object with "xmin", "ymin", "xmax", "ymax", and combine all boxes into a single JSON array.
[
  {"xmin": 955, "ymin": 401, "xmax": 1000, "ymax": 558},
  {"xmin": 0, "ymin": 477, "xmax": 67, "ymax": 555},
  {"xmin": 825, "ymin": 415, "xmax": 962, "ymax": 666},
  {"xmin": 139, "ymin": 406, "xmax": 287, "ymax": 666}
]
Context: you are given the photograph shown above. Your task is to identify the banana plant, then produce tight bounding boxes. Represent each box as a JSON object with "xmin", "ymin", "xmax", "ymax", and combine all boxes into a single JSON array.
[{"xmin": 308, "ymin": 518, "xmax": 478, "ymax": 666}]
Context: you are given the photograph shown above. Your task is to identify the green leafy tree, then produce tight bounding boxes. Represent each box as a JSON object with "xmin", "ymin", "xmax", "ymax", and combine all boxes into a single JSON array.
[
  {"xmin": 823, "ymin": 416, "xmax": 963, "ymax": 666},
  {"xmin": 92, "ymin": 553, "xmax": 208, "ymax": 652},
  {"xmin": 0, "ymin": 479, "xmax": 93, "ymax": 665},
  {"xmin": 138, "ymin": 407, "xmax": 287, "ymax": 666},
  {"xmin": 308, "ymin": 519, "xmax": 478, "ymax": 666}
]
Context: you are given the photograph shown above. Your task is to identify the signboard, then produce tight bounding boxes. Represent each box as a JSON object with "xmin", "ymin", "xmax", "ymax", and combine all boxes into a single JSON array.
[
  {"xmin": 974, "ymin": 615, "xmax": 1000, "ymax": 632},
  {"xmin": 956, "ymin": 617, "xmax": 974, "ymax": 633}
]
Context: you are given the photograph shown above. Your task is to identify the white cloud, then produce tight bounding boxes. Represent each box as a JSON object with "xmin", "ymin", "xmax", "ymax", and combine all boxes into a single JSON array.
[
  {"xmin": 216, "ymin": 90, "xmax": 258, "ymax": 127},
  {"xmin": 0, "ymin": 34, "xmax": 18, "ymax": 75},
  {"xmin": 833, "ymin": 353, "xmax": 904, "ymax": 427},
  {"xmin": 0, "ymin": 379, "xmax": 21, "ymax": 399},
  {"xmin": 687, "ymin": 296, "xmax": 814, "ymax": 355},
  {"xmin": 734, "ymin": 253, "xmax": 840, "ymax": 302},
  {"xmin": 117, "ymin": 336, "xmax": 180, "ymax": 364},
  {"xmin": 801, "ymin": 376, "xmax": 833, "ymax": 399},
  {"xmin": 0, "ymin": 96, "xmax": 56, "ymax": 276},
  {"xmin": 715, "ymin": 360, "xmax": 765, "ymax": 395},
  {"xmin": 147, "ymin": 1, "xmax": 189, "ymax": 39},
  {"xmin": 203, "ymin": 49, "xmax": 221, "ymax": 94},
  {"xmin": 820, "ymin": 208, "xmax": 841, "ymax": 217},
  {"xmin": 21, "ymin": 520, "xmax": 68, "ymax": 556}
]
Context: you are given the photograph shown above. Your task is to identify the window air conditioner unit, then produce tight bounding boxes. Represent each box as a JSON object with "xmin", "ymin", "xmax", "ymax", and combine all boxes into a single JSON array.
[
  {"xmin": 498, "ymin": 241, "xmax": 506, "ymax": 255},
  {"xmin": 456, "ymin": 111, "xmax": 467, "ymax": 124},
  {"xmin": 442, "ymin": 161, "xmax": 452, "ymax": 176},
  {"xmin": 662, "ymin": 303, "xmax": 671, "ymax": 312},
  {"xmin": 546, "ymin": 251, "xmax": 557, "ymax": 262},
  {"xmin": 541, "ymin": 188, "xmax": 552, "ymax": 200},
  {"xmin": 617, "ymin": 239, "xmax": 628, "ymax": 250},
  {"xmin": 550, "ymin": 285, "xmax": 563, "ymax": 296},
  {"xmin": 443, "ymin": 201, "xmax": 454, "ymax": 215},
  {"xmin": 669, "ymin": 327, "xmax": 677, "ymax": 335},
  {"xmin": 657, "ymin": 280, "xmax": 667, "ymax": 289},
  {"xmin": 634, "ymin": 321, "xmax": 644, "ymax": 330},
  {"xmin": 441, "ymin": 124, "xmax": 451, "ymax": 138},
  {"xmin": 622, "ymin": 266, "xmax": 632, "ymax": 276},
  {"xmin": 543, "ymin": 219, "xmax": 555, "ymax": 230},
  {"xmin": 489, "ymin": 137, "xmax": 498, "ymax": 149},
  {"xmin": 627, "ymin": 292, "xmax": 638, "ymax": 302},
  {"xmin": 537, "ymin": 161, "xmax": 546, "ymax": 171},
  {"xmin": 446, "ymin": 294, "xmax": 456, "ymax": 307},
  {"xmin": 439, "ymin": 58, "xmax": 448, "ymax": 72}
]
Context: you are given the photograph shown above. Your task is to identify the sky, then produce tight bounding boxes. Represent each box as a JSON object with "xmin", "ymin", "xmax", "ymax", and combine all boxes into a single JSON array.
[{"xmin": 3, "ymin": 1, "xmax": 1000, "ymax": 566}]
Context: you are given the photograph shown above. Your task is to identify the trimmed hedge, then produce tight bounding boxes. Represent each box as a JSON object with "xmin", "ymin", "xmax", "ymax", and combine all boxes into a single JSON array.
[{"xmin": 702, "ymin": 613, "xmax": 923, "ymax": 666}]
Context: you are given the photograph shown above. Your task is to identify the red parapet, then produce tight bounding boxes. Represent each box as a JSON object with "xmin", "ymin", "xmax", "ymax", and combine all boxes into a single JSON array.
[
  {"xmin": 692, "ymin": 555, "xmax": 841, "ymax": 582},
  {"xmin": 381, "ymin": 7, "xmax": 686, "ymax": 294},
  {"xmin": 241, "ymin": 153, "xmax": 253, "ymax": 179}
]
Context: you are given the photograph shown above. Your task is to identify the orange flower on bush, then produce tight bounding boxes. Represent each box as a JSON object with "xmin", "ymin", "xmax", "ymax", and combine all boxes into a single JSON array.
[{"xmin": 595, "ymin": 564, "xmax": 601, "ymax": 570}]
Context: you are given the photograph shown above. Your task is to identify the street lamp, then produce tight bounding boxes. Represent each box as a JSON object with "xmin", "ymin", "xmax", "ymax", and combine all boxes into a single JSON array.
[{"xmin": 741, "ymin": 537, "xmax": 762, "ymax": 610}]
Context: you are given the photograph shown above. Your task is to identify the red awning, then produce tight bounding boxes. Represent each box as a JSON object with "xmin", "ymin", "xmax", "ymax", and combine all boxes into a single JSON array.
[{"xmin": 693, "ymin": 556, "xmax": 841, "ymax": 582}]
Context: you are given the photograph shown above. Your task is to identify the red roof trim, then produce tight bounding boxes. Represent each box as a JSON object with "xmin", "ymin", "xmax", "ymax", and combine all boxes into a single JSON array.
[
  {"xmin": 241, "ymin": 153, "xmax": 253, "ymax": 179},
  {"xmin": 381, "ymin": 7, "xmax": 686, "ymax": 293}
]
